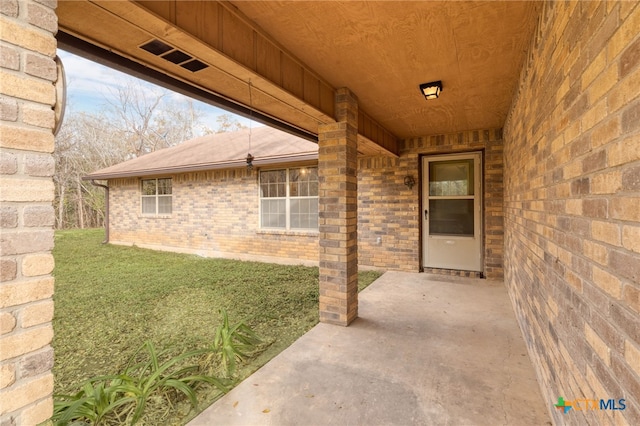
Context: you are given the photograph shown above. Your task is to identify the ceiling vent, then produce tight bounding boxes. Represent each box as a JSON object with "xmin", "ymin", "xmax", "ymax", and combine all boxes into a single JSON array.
[
  {"xmin": 140, "ymin": 39, "xmax": 172, "ymax": 56},
  {"xmin": 139, "ymin": 39, "xmax": 209, "ymax": 73},
  {"xmin": 162, "ymin": 50, "xmax": 192, "ymax": 64},
  {"xmin": 181, "ymin": 60, "xmax": 208, "ymax": 72}
]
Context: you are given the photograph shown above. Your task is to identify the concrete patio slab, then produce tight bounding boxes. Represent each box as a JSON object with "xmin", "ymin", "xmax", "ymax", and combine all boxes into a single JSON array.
[{"xmin": 189, "ymin": 271, "xmax": 551, "ymax": 426}]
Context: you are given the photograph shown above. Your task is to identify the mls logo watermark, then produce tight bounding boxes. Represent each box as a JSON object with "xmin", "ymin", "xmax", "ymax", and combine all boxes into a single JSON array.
[{"xmin": 555, "ymin": 397, "xmax": 626, "ymax": 414}]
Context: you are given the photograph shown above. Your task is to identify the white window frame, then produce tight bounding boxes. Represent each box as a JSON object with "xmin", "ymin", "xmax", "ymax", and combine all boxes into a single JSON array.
[
  {"xmin": 259, "ymin": 167, "xmax": 318, "ymax": 231},
  {"xmin": 140, "ymin": 177, "xmax": 172, "ymax": 216}
]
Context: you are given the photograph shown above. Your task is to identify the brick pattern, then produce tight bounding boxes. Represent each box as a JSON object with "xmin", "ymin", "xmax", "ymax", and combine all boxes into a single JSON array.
[
  {"xmin": 358, "ymin": 129, "xmax": 505, "ymax": 278},
  {"xmin": 504, "ymin": 1, "xmax": 640, "ymax": 424},
  {"xmin": 317, "ymin": 88, "xmax": 359, "ymax": 326},
  {"xmin": 0, "ymin": 0, "xmax": 57, "ymax": 424},
  {"xmin": 108, "ymin": 169, "xmax": 318, "ymax": 263},
  {"xmin": 109, "ymin": 127, "xmax": 503, "ymax": 282}
]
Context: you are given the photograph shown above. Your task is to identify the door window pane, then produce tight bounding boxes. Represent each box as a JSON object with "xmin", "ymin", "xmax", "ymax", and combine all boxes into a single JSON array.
[
  {"xmin": 429, "ymin": 160, "xmax": 474, "ymax": 196},
  {"xmin": 429, "ymin": 199, "xmax": 474, "ymax": 236}
]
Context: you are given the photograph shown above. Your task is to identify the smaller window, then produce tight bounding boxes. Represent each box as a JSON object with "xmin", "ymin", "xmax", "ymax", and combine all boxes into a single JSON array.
[{"xmin": 141, "ymin": 178, "xmax": 172, "ymax": 215}]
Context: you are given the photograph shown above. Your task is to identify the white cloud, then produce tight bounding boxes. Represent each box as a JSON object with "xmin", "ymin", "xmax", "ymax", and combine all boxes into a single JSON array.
[{"xmin": 58, "ymin": 51, "xmax": 129, "ymax": 112}]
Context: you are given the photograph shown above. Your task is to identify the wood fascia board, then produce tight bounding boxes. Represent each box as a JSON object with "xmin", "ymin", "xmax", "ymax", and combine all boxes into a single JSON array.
[
  {"xmin": 358, "ymin": 109, "xmax": 399, "ymax": 156},
  {"xmin": 357, "ymin": 135, "xmax": 398, "ymax": 158}
]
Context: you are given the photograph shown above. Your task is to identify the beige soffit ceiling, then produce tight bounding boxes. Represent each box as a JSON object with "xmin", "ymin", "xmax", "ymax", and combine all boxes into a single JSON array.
[
  {"xmin": 230, "ymin": 1, "xmax": 540, "ymax": 138},
  {"xmin": 58, "ymin": 1, "xmax": 540, "ymax": 144}
]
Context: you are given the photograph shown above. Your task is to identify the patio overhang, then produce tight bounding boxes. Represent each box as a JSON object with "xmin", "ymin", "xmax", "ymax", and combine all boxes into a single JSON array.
[
  {"xmin": 57, "ymin": 1, "xmax": 539, "ymax": 151},
  {"xmin": 56, "ymin": 0, "xmax": 541, "ymax": 325}
]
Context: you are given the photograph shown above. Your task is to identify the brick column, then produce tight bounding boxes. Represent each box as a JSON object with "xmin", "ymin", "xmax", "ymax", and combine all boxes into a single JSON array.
[
  {"xmin": 318, "ymin": 88, "xmax": 358, "ymax": 326},
  {"xmin": 0, "ymin": 0, "xmax": 57, "ymax": 424}
]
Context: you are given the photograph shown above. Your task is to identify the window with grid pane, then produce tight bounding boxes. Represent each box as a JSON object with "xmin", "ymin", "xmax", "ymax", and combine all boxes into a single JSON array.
[
  {"xmin": 141, "ymin": 178, "xmax": 172, "ymax": 215},
  {"xmin": 260, "ymin": 167, "xmax": 318, "ymax": 230}
]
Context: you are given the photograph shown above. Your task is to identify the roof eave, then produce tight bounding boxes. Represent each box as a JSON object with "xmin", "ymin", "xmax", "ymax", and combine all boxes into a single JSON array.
[{"xmin": 83, "ymin": 153, "xmax": 319, "ymax": 180}]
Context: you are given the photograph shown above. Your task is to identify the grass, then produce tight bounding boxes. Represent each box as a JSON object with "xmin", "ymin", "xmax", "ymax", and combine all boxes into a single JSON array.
[{"xmin": 52, "ymin": 228, "xmax": 382, "ymax": 424}]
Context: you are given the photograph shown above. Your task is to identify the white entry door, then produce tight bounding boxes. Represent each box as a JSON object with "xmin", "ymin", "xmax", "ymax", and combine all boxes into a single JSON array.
[{"xmin": 422, "ymin": 153, "xmax": 482, "ymax": 272}]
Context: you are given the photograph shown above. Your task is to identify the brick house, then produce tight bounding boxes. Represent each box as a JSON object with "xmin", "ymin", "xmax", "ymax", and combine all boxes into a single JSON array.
[
  {"xmin": 86, "ymin": 126, "xmax": 323, "ymax": 265},
  {"xmin": 86, "ymin": 125, "xmax": 504, "ymax": 276},
  {"xmin": 1, "ymin": 1, "xmax": 639, "ymax": 425}
]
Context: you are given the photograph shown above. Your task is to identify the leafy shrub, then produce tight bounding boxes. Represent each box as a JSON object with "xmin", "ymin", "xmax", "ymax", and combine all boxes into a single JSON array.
[
  {"xmin": 201, "ymin": 310, "xmax": 264, "ymax": 378},
  {"xmin": 115, "ymin": 341, "xmax": 228, "ymax": 424},
  {"xmin": 53, "ymin": 333, "xmax": 242, "ymax": 425},
  {"xmin": 52, "ymin": 378, "xmax": 135, "ymax": 425}
]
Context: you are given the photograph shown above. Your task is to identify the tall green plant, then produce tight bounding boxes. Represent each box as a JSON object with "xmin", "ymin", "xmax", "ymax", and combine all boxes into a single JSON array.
[
  {"xmin": 53, "ymin": 341, "xmax": 228, "ymax": 425},
  {"xmin": 119, "ymin": 341, "xmax": 228, "ymax": 424},
  {"xmin": 52, "ymin": 378, "xmax": 135, "ymax": 425},
  {"xmin": 202, "ymin": 310, "xmax": 263, "ymax": 378}
]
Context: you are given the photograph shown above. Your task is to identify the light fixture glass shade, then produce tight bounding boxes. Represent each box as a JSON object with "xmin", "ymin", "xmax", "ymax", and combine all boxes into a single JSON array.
[
  {"xmin": 419, "ymin": 81, "xmax": 442, "ymax": 100},
  {"xmin": 424, "ymin": 87, "xmax": 440, "ymax": 99}
]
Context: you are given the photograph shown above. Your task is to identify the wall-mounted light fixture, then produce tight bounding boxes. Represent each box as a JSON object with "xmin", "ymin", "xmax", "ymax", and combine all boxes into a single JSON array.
[
  {"xmin": 53, "ymin": 56, "xmax": 67, "ymax": 136},
  {"xmin": 246, "ymin": 153, "xmax": 254, "ymax": 171},
  {"xmin": 419, "ymin": 81, "xmax": 442, "ymax": 100},
  {"xmin": 404, "ymin": 175, "xmax": 416, "ymax": 189}
]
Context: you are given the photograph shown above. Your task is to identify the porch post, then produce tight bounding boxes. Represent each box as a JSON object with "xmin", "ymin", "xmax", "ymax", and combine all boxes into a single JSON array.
[
  {"xmin": 0, "ymin": 1, "xmax": 57, "ymax": 424},
  {"xmin": 318, "ymin": 88, "xmax": 358, "ymax": 326}
]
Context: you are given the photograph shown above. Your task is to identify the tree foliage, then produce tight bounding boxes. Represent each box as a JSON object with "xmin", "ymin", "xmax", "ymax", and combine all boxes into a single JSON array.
[
  {"xmin": 53, "ymin": 78, "xmax": 246, "ymax": 229},
  {"xmin": 214, "ymin": 113, "xmax": 247, "ymax": 134}
]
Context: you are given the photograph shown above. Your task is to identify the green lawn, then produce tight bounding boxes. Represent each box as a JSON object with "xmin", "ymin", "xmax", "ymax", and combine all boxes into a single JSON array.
[{"xmin": 52, "ymin": 228, "xmax": 381, "ymax": 424}]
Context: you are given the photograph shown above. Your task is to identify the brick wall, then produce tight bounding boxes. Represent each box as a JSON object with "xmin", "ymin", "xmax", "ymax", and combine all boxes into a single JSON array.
[
  {"xmin": 358, "ymin": 128, "xmax": 504, "ymax": 278},
  {"xmin": 108, "ymin": 128, "xmax": 504, "ymax": 279},
  {"xmin": 0, "ymin": 0, "xmax": 57, "ymax": 424},
  {"xmin": 108, "ymin": 169, "xmax": 318, "ymax": 264},
  {"xmin": 107, "ymin": 128, "xmax": 504, "ymax": 280},
  {"xmin": 504, "ymin": 1, "xmax": 640, "ymax": 424}
]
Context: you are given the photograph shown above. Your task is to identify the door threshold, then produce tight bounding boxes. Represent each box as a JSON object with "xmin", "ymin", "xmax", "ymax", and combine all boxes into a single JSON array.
[{"xmin": 423, "ymin": 267, "xmax": 484, "ymax": 279}]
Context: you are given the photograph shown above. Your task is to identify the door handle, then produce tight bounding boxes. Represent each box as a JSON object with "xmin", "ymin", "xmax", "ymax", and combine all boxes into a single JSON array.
[{"xmin": 424, "ymin": 209, "xmax": 428, "ymax": 220}]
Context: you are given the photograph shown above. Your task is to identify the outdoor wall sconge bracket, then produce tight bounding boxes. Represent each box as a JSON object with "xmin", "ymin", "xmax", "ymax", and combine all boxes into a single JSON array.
[
  {"xmin": 53, "ymin": 56, "xmax": 67, "ymax": 136},
  {"xmin": 419, "ymin": 80, "xmax": 442, "ymax": 100},
  {"xmin": 404, "ymin": 175, "xmax": 416, "ymax": 189}
]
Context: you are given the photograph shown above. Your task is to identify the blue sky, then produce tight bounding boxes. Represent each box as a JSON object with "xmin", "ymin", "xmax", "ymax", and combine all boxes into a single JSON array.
[{"xmin": 57, "ymin": 50, "xmax": 252, "ymax": 131}]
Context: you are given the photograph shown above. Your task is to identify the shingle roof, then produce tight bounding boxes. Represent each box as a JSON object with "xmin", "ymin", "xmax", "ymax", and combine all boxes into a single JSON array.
[{"xmin": 84, "ymin": 126, "xmax": 318, "ymax": 180}]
